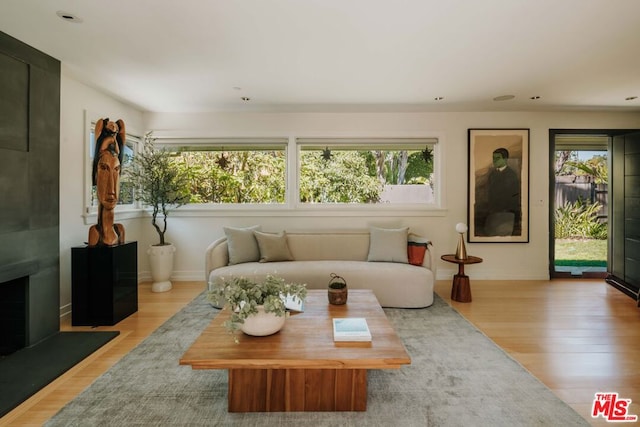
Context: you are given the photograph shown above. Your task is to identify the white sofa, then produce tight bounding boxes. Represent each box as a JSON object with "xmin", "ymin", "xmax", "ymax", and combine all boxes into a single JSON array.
[{"xmin": 204, "ymin": 229, "xmax": 435, "ymax": 308}]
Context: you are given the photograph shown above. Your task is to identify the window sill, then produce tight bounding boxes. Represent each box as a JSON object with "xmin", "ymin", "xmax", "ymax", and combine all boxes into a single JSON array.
[
  {"xmin": 82, "ymin": 208, "xmax": 147, "ymax": 225},
  {"xmin": 172, "ymin": 203, "xmax": 447, "ymax": 218},
  {"xmin": 83, "ymin": 204, "xmax": 447, "ymax": 224}
]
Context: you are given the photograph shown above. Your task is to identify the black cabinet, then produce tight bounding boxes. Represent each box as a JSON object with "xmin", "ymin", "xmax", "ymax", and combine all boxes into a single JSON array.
[{"xmin": 72, "ymin": 242, "xmax": 138, "ymax": 326}]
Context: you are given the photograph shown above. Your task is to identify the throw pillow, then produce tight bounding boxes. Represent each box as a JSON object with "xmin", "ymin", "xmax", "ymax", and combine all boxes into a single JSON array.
[
  {"xmin": 254, "ymin": 231, "xmax": 294, "ymax": 263},
  {"xmin": 408, "ymin": 234, "xmax": 431, "ymax": 266},
  {"xmin": 224, "ymin": 225, "xmax": 261, "ymax": 265},
  {"xmin": 367, "ymin": 226, "xmax": 409, "ymax": 263}
]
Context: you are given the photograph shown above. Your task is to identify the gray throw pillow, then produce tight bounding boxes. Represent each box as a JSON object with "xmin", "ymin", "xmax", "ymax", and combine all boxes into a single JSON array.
[
  {"xmin": 367, "ymin": 226, "xmax": 409, "ymax": 263},
  {"xmin": 224, "ymin": 225, "xmax": 261, "ymax": 265},
  {"xmin": 254, "ymin": 231, "xmax": 294, "ymax": 263}
]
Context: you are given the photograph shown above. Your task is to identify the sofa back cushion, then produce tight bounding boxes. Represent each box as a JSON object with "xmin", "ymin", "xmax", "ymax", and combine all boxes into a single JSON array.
[
  {"xmin": 224, "ymin": 225, "xmax": 261, "ymax": 265},
  {"xmin": 286, "ymin": 231, "xmax": 370, "ymax": 261},
  {"xmin": 254, "ymin": 230, "xmax": 294, "ymax": 262}
]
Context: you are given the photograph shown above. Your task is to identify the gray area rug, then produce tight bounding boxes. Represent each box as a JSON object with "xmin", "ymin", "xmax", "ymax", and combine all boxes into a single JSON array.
[{"xmin": 46, "ymin": 293, "xmax": 588, "ymax": 426}]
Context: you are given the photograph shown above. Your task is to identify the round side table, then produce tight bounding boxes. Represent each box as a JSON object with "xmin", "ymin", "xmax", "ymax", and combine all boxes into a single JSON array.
[{"xmin": 440, "ymin": 254, "xmax": 483, "ymax": 303}]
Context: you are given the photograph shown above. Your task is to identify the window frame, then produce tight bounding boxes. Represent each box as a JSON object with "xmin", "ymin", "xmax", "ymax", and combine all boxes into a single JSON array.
[
  {"xmin": 295, "ymin": 137, "xmax": 441, "ymax": 210},
  {"xmin": 90, "ymin": 132, "xmax": 445, "ymax": 217}
]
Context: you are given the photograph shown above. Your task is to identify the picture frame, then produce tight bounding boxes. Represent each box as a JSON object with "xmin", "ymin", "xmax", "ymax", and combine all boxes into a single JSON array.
[{"xmin": 467, "ymin": 128, "xmax": 529, "ymax": 243}]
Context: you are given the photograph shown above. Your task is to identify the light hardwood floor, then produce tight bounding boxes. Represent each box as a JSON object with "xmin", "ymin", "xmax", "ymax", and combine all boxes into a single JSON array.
[
  {"xmin": 1, "ymin": 279, "xmax": 638, "ymax": 426},
  {"xmin": 0, "ymin": 281, "xmax": 205, "ymax": 427},
  {"xmin": 434, "ymin": 279, "xmax": 640, "ymax": 427}
]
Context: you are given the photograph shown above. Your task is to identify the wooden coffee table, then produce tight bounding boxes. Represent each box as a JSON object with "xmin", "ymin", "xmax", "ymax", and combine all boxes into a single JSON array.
[{"xmin": 180, "ymin": 289, "xmax": 410, "ymax": 412}]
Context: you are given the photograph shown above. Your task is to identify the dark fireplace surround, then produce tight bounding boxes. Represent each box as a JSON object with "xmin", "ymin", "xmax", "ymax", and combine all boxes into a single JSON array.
[
  {"xmin": 0, "ymin": 264, "xmax": 34, "ymax": 355},
  {"xmin": 1, "ymin": 31, "xmax": 61, "ymax": 355}
]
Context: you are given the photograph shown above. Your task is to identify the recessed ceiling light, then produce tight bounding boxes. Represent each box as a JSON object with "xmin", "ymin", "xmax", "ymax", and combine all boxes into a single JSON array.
[
  {"xmin": 56, "ymin": 11, "xmax": 83, "ymax": 23},
  {"xmin": 241, "ymin": 97, "xmax": 251, "ymax": 101},
  {"xmin": 434, "ymin": 97, "xmax": 444, "ymax": 101},
  {"xmin": 493, "ymin": 95, "xmax": 515, "ymax": 101},
  {"xmin": 530, "ymin": 96, "xmax": 541, "ymax": 100},
  {"xmin": 625, "ymin": 96, "xmax": 638, "ymax": 101}
]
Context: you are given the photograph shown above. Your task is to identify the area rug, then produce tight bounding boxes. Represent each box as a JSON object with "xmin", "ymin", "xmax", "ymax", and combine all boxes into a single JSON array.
[
  {"xmin": 45, "ymin": 293, "xmax": 588, "ymax": 426},
  {"xmin": 0, "ymin": 331, "xmax": 119, "ymax": 417}
]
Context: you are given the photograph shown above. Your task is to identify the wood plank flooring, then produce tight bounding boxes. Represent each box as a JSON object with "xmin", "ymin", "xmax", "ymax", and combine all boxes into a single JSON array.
[
  {"xmin": 0, "ymin": 281, "xmax": 205, "ymax": 427},
  {"xmin": 1, "ymin": 279, "xmax": 638, "ymax": 426},
  {"xmin": 434, "ymin": 279, "xmax": 640, "ymax": 427}
]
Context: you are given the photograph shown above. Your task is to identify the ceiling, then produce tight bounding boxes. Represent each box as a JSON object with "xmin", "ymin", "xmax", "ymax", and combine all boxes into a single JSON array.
[{"xmin": 1, "ymin": 0, "xmax": 640, "ymax": 114}]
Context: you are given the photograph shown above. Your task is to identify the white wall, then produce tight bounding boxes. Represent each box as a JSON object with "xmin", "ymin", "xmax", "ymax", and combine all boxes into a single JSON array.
[
  {"xmin": 59, "ymin": 68, "xmax": 144, "ymax": 316},
  {"xmin": 144, "ymin": 111, "xmax": 640, "ymax": 284},
  {"xmin": 58, "ymin": 71, "xmax": 640, "ymax": 315}
]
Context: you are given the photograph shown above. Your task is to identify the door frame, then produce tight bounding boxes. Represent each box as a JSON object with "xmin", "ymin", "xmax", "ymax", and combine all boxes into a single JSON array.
[{"xmin": 549, "ymin": 129, "xmax": 638, "ymax": 279}]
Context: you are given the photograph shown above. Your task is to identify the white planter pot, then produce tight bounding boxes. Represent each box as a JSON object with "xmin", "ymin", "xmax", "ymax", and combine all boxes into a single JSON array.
[
  {"xmin": 240, "ymin": 305, "xmax": 286, "ymax": 336},
  {"xmin": 147, "ymin": 244, "xmax": 176, "ymax": 292}
]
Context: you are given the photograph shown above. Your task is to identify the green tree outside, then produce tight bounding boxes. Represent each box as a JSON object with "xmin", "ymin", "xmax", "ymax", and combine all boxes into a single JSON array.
[{"xmin": 170, "ymin": 148, "xmax": 432, "ymax": 204}]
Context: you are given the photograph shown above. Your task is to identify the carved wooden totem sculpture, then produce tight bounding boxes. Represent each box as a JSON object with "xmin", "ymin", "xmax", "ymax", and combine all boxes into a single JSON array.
[{"xmin": 88, "ymin": 118, "xmax": 126, "ymax": 246}]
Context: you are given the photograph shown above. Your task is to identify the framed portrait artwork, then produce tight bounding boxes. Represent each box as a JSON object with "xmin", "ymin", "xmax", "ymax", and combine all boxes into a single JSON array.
[{"xmin": 467, "ymin": 129, "xmax": 529, "ymax": 243}]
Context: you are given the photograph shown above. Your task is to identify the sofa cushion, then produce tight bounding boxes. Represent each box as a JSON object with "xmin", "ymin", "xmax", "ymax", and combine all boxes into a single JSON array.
[
  {"xmin": 254, "ymin": 230, "xmax": 294, "ymax": 262},
  {"xmin": 224, "ymin": 225, "xmax": 261, "ymax": 265},
  {"xmin": 367, "ymin": 226, "xmax": 409, "ymax": 263},
  {"xmin": 287, "ymin": 232, "xmax": 370, "ymax": 261}
]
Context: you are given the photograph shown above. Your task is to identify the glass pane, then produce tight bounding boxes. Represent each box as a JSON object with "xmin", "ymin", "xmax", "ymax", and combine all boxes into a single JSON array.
[
  {"xmin": 299, "ymin": 147, "xmax": 435, "ymax": 204},
  {"xmin": 170, "ymin": 149, "xmax": 286, "ymax": 203}
]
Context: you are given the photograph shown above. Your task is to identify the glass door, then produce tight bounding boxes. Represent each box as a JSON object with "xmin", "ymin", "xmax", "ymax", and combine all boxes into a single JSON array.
[{"xmin": 550, "ymin": 133, "xmax": 609, "ymax": 278}]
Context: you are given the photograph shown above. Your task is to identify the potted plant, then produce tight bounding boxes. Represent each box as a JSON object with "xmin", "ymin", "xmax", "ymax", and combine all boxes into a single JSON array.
[
  {"xmin": 208, "ymin": 275, "xmax": 307, "ymax": 342},
  {"xmin": 327, "ymin": 273, "xmax": 348, "ymax": 305},
  {"xmin": 126, "ymin": 133, "xmax": 190, "ymax": 292}
]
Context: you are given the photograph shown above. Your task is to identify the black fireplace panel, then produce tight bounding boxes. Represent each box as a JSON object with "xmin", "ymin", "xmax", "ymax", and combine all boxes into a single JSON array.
[
  {"xmin": 0, "ymin": 51, "xmax": 29, "ymax": 152},
  {"xmin": 28, "ymin": 264, "xmax": 60, "ymax": 343},
  {"xmin": 0, "ymin": 31, "xmax": 61, "ymax": 349},
  {"xmin": 0, "ymin": 277, "xmax": 27, "ymax": 355}
]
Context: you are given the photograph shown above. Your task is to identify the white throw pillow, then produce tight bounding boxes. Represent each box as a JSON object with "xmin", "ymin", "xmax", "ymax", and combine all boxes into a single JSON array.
[
  {"xmin": 367, "ymin": 226, "xmax": 409, "ymax": 263},
  {"xmin": 254, "ymin": 231, "xmax": 294, "ymax": 263},
  {"xmin": 224, "ymin": 225, "xmax": 261, "ymax": 265}
]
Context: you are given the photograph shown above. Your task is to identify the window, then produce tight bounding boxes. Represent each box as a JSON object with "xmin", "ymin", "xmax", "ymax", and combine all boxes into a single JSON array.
[
  {"xmin": 297, "ymin": 138, "xmax": 437, "ymax": 205},
  {"xmin": 161, "ymin": 139, "xmax": 288, "ymax": 204},
  {"xmin": 139, "ymin": 135, "xmax": 440, "ymax": 209}
]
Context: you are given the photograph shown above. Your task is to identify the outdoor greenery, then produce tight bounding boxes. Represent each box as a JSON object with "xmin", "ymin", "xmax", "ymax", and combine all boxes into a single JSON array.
[
  {"xmin": 299, "ymin": 151, "xmax": 381, "ymax": 203},
  {"xmin": 555, "ymin": 151, "xmax": 607, "ymax": 183},
  {"xmin": 554, "ymin": 199, "xmax": 607, "ymax": 240},
  {"xmin": 567, "ymin": 158, "xmax": 608, "ymax": 184},
  {"xmin": 174, "ymin": 151, "xmax": 286, "ymax": 203},
  {"xmin": 555, "ymin": 239, "xmax": 607, "ymax": 266},
  {"xmin": 554, "ymin": 150, "xmax": 609, "ymax": 267},
  {"xmin": 167, "ymin": 148, "xmax": 433, "ymax": 204}
]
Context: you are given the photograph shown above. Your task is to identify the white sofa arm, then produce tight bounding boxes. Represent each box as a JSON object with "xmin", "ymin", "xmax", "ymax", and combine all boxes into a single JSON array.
[
  {"xmin": 204, "ymin": 237, "xmax": 229, "ymax": 284},
  {"xmin": 423, "ymin": 242, "xmax": 436, "ymax": 278}
]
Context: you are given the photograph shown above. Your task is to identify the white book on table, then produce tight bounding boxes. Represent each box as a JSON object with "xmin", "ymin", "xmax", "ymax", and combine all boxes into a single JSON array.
[{"xmin": 332, "ymin": 317, "xmax": 372, "ymax": 342}]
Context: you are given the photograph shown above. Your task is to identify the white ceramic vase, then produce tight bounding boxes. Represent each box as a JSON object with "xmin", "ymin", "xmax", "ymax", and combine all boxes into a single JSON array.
[
  {"xmin": 240, "ymin": 305, "xmax": 286, "ymax": 336},
  {"xmin": 147, "ymin": 243, "xmax": 175, "ymax": 292}
]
